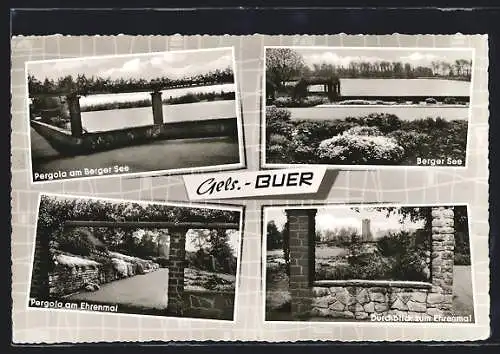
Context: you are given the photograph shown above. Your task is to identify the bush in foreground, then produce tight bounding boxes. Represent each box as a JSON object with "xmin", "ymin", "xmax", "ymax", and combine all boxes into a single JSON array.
[{"xmin": 316, "ymin": 133, "xmax": 405, "ymax": 165}]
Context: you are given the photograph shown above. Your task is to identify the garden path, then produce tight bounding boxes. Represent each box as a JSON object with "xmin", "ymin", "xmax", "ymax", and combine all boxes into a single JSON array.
[
  {"xmin": 30, "ymin": 133, "xmax": 240, "ymax": 177},
  {"xmin": 30, "ymin": 127, "xmax": 60, "ymax": 160},
  {"xmin": 67, "ymin": 268, "xmax": 169, "ymax": 310}
]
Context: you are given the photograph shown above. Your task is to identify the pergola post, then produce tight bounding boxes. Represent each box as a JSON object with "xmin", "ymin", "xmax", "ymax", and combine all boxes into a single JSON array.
[
  {"xmin": 66, "ymin": 94, "xmax": 83, "ymax": 137},
  {"xmin": 166, "ymin": 227, "xmax": 187, "ymax": 316},
  {"xmin": 286, "ymin": 208, "xmax": 317, "ymax": 319},
  {"xmin": 327, "ymin": 83, "xmax": 334, "ymax": 102},
  {"xmin": 151, "ymin": 91, "xmax": 164, "ymax": 125}
]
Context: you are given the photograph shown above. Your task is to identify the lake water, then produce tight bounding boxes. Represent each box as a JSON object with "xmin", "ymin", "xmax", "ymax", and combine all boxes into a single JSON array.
[
  {"xmin": 79, "ymin": 83, "xmax": 235, "ymax": 108},
  {"xmin": 289, "ymin": 105, "xmax": 469, "ymax": 121},
  {"xmin": 307, "ymin": 78, "xmax": 470, "ymax": 97},
  {"xmin": 81, "ymin": 100, "xmax": 237, "ymax": 132}
]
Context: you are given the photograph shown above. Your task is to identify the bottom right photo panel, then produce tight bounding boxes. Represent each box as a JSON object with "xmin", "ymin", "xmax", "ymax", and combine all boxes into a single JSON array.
[{"xmin": 263, "ymin": 204, "xmax": 475, "ymax": 323}]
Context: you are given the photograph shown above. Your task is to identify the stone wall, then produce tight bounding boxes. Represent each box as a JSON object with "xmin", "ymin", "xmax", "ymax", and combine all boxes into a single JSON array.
[
  {"xmin": 286, "ymin": 206, "xmax": 456, "ymax": 320},
  {"xmin": 49, "ymin": 264, "xmax": 101, "ymax": 297},
  {"xmin": 311, "ymin": 281, "xmax": 432, "ymax": 320},
  {"xmin": 182, "ymin": 290, "xmax": 235, "ymax": 320},
  {"xmin": 31, "ymin": 117, "xmax": 238, "ymax": 156}
]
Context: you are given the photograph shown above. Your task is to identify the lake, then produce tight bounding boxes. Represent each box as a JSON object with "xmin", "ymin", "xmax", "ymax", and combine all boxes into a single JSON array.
[
  {"xmin": 288, "ymin": 105, "xmax": 469, "ymax": 121},
  {"xmin": 79, "ymin": 83, "xmax": 236, "ymax": 108},
  {"xmin": 81, "ymin": 100, "xmax": 237, "ymax": 133},
  {"xmin": 307, "ymin": 78, "xmax": 471, "ymax": 97}
]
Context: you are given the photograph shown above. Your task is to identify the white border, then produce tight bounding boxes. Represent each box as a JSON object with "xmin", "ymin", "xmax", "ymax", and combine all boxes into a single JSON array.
[
  {"xmin": 261, "ymin": 202, "xmax": 479, "ymax": 328},
  {"xmin": 25, "ymin": 47, "xmax": 246, "ymax": 185},
  {"xmin": 260, "ymin": 46, "xmax": 475, "ymax": 170},
  {"xmin": 26, "ymin": 192, "xmax": 244, "ymax": 323}
]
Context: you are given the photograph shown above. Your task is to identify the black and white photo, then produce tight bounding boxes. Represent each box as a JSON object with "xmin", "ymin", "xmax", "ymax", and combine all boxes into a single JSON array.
[
  {"xmin": 263, "ymin": 47, "xmax": 473, "ymax": 168},
  {"xmin": 27, "ymin": 47, "xmax": 245, "ymax": 183},
  {"xmin": 29, "ymin": 194, "xmax": 242, "ymax": 320},
  {"xmin": 264, "ymin": 204, "xmax": 474, "ymax": 322}
]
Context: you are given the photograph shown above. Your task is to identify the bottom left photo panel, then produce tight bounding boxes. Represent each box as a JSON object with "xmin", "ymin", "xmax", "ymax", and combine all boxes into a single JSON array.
[{"xmin": 27, "ymin": 193, "xmax": 243, "ymax": 321}]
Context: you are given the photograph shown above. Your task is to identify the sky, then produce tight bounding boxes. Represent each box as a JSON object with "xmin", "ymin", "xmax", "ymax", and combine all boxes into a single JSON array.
[
  {"xmin": 266, "ymin": 206, "xmax": 425, "ymax": 240},
  {"xmin": 27, "ymin": 48, "xmax": 234, "ymax": 81},
  {"xmin": 291, "ymin": 48, "xmax": 473, "ymax": 68}
]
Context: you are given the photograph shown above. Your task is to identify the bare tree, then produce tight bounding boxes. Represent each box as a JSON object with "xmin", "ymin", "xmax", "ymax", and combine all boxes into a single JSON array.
[{"xmin": 265, "ymin": 48, "xmax": 306, "ymax": 89}]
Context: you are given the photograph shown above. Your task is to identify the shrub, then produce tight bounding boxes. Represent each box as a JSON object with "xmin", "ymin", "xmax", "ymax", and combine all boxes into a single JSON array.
[
  {"xmin": 57, "ymin": 228, "xmax": 96, "ymax": 257},
  {"xmin": 111, "ymin": 258, "xmax": 130, "ymax": 278},
  {"xmin": 266, "ymin": 106, "xmax": 294, "ymax": 137},
  {"xmin": 444, "ymin": 97, "xmax": 457, "ymax": 104},
  {"xmin": 273, "ymin": 97, "xmax": 294, "ymax": 107},
  {"xmin": 266, "ymin": 106, "xmax": 291, "ymax": 122},
  {"xmin": 303, "ymin": 96, "xmax": 329, "ymax": 107},
  {"xmin": 390, "ymin": 252, "xmax": 429, "ymax": 282},
  {"xmin": 345, "ymin": 113, "xmax": 403, "ymax": 133},
  {"xmin": 344, "ymin": 125, "xmax": 383, "ymax": 136},
  {"xmin": 454, "ymin": 253, "xmax": 471, "ymax": 265},
  {"xmin": 316, "ymin": 134, "xmax": 405, "ymax": 165},
  {"xmin": 268, "ymin": 133, "xmax": 290, "ymax": 146},
  {"xmin": 272, "ymin": 95, "xmax": 328, "ymax": 108},
  {"xmin": 387, "ymin": 130, "xmax": 431, "ymax": 154}
]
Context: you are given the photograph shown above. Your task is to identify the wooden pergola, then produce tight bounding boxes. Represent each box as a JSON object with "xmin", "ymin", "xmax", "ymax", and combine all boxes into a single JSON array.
[
  {"xmin": 293, "ymin": 76, "xmax": 341, "ymax": 102},
  {"xmin": 56, "ymin": 219, "xmax": 240, "ymax": 316}
]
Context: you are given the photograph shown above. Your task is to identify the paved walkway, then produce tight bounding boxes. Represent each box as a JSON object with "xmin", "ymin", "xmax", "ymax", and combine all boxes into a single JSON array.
[
  {"xmin": 30, "ymin": 127, "xmax": 60, "ymax": 160},
  {"xmin": 31, "ymin": 135, "xmax": 240, "ymax": 178},
  {"xmin": 68, "ymin": 268, "xmax": 169, "ymax": 310}
]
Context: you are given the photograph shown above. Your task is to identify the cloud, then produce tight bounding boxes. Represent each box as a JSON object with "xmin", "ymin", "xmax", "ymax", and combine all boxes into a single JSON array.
[
  {"xmin": 303, "ymin": 52, "xmax": 385, "ymax": 67},
  {"xmin": 399, "ymin": 52, "xmax": 444, "ymax": 63}
]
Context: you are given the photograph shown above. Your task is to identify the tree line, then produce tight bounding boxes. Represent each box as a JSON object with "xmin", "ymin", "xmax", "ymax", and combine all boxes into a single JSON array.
[
  {"xmin": 266, "ymin": 48, "xmax": 472, "ymax": 90},
  {"xmin": 28, "ymin": 66, "xmax": 234, "ymax": 96}
]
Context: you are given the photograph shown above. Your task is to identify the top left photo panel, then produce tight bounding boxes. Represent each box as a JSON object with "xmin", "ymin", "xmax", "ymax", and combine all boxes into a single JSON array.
[{"xmin": 26, "ymin": 47, "xmax": 246, "ymax": 184}]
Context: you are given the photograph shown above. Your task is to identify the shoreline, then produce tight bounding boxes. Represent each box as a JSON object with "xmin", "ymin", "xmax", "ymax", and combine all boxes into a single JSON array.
[{"xmin": 314, "ymin": 104, "xmax": 469, "ymax": 108}]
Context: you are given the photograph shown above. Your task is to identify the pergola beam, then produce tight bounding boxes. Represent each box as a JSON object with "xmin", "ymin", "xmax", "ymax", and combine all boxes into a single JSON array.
[{"xmin": 63, "ymin": 220, "xmax": 240, "ymax": 230}]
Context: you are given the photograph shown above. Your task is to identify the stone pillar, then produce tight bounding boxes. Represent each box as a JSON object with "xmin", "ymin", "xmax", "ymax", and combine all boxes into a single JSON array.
[
  {"xmin": 166, "ymin": 227, "xmax": 187, "ymax": 316},
  {"xmin": 286, "ymin": 208, "xmax": 317, "ymax": 319},
  {"xmin": 66, "ymin": 94, "xmax": 83, "ymax": 137},
  {"xmin": 30, "ymin": 228, "xmax": 50, "ymax": 299},
  {"xmin": 429, "ymin": 206, "xmax": 455, "ymax": 315},
  {"xmin": 151, "ymin": 91, "xmax": 164, "ymax": 125}
]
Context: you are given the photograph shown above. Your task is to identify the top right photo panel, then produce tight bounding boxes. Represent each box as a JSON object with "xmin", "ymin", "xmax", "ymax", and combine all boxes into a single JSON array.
[{"xmin": 262, "ymin": 46, "xmax": 474, "ymax": 168}]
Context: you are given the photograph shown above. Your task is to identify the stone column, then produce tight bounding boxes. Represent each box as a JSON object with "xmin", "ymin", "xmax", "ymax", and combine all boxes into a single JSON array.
[
  {"xmin": 429, "ymin": 206, "xmax": 455, "ymax": 315},
  {"xmin": 166, "ymin": 227, "xmax": 187, "ymax": 316},
  {"xmin": 286, "ymin": 208, "xmax": 317, "ymax": 319},
  {"xmin": 66, "ymin": 94, "xmax": 83, "ymax": 137},
  {"xmin": 151, "ymin": 91, "xmax": 164, "ymax": 125}
]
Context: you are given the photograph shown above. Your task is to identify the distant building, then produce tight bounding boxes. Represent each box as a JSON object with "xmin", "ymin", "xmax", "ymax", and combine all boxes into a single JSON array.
[{"xmin": 361, "ymin": 219, "xmax": 372, "ymax": 241}]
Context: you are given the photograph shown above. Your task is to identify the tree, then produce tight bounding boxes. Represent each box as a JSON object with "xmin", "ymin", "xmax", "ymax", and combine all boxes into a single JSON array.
[
  {"xmin": 266, "ymin": 221, "xmax": 283, "ymax": 250},
  {"xmin": 266, "ymin": 48, "xmax": 305, "ymax": 89}
]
